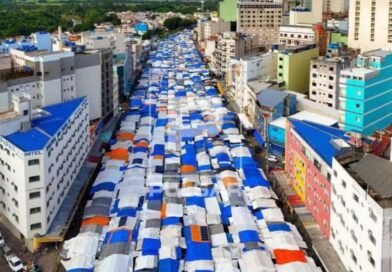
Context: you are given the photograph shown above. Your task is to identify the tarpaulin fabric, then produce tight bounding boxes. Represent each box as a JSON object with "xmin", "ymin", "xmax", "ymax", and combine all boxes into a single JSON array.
[
  {"xmin": 274, "ymin": 249, "xmax": 307, "ymax": 265},
  {"xmin": 81, "ymin": 216, "xmax": 109, "ymax": 227},
  {"xmin": 142, "ymin": 238, "xmax": 161, "ymax": 256},
  {"xmin": 239, "ymin": 230, "xmax": 259, "ymax": 243},
  {"xmin": 268, "ymin": 223, "xmax": 291, "ymax": 232},
  {"xmin": 104, "ymin": 229, "xmax": 132, "ymax": 244}
]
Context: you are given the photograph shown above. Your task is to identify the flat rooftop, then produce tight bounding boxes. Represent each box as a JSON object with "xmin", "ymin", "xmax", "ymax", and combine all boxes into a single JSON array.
[
  {"xmin": 4, "ymin": 97, "xmax": 85, "ymax": 152},
  {"xmin": 290, "ymin": 111, "xmax": 338, "ymax": 127},
  {"xmin": 0, "ymin": 110, "xmax": 18, "ymax": 122},
  {"xmin": 350, "ymin": 154, "xmax": 392, "ymax": 200},
  {"xmin": 362, "ymin": 49, "xmax": 391, "ymax": 58}
]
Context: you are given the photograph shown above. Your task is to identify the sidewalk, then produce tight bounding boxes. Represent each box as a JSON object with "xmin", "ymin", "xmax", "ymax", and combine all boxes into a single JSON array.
[{"xmin": 269, "ymin": 170, "xmax": 347, "ymax": 272}]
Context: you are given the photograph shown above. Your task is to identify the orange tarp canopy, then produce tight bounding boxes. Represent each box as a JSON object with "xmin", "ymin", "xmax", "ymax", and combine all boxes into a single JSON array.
[
  {"xmin": 274, "ymin": 249, "xmax": 307, "ymax": 265},
  {"xmin": 153, "ymin": 155, "xmax": 164, "ymax": 160},
  {"xmin": 81, "ymin": 216, "xmax": 109, "ymax": 227},
  {"xmin": 180, "ymin": 165, "xmax": 196, "ymax": 174},
  {"xmin": 161, "ymin": 202, "xmax": 167, "ymax": 218},
  {"xmin": 134, "ymin": 141, "xmax": 149, "ymax": 148},
  {"xmin": 222, "ymin": 177, "xmax": 238, "ymax": 187},
  {"xmin": 106, "ymin": 148, "xmax": 128, "ymax": 161},
  {"xmin": 190, "ymin": 225, "xmax": 209, "ymax": 243},
  {"xmin": 116, "ymin": 132, "xmax": 134, "ymax": 142}
]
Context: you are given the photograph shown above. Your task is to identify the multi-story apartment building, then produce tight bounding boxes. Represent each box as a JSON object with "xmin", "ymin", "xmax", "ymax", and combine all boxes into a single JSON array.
[
  {"xmin": 348, "ymin": 0, "xmax": 392, "ymax": 52},
  {"xmin": 227, "ymin": 52, "xmax": 278, "ymax": 124},
  {"xmin": 339, "ymin": 49, "xmax": 392, "ymax": 136},
  {"xmin": 309, "ymin": 54, "xmax": 350, "ymax": 108},
  {"xmin": 1, "ymin": 48, "xmax": 116, "ymax": 122},
  {"xmin": 285, "ymin": 118, "xmax": 347, "ymax": 237},
  {"xmin": 323, "ymin": 0, "xmax": 349, "ymax": 13},
  {"xmin": 0, "ymin": 94, "xmax": 89, "ymax": 240},
  {"xmin": 279, "ymin": 25, "xmax": 318, "ymax": 47},
  {"xmin": 212, "ymin": 32, "xmax": 259, "ymax": 77},
  {"xmin": 331, "ymin": 154, "xmax": 392, "ymax": 272},
  {"xmin": 289, "ymin": 0, "xmax": 322, "ymax": 25},
  {"xmin": 196, "ymin": 17, "xmax": 231, "ymax": 43},
  {"xmin": 237, "ymin": 0, "xmax": 283, "ymax": 47},
  {"xmin": 277, "ymin": 44, "xmax": 319, "ymax": 93}
]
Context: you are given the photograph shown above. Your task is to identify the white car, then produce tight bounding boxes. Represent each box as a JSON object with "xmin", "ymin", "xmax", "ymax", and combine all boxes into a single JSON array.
[
  {"xmin": 0, "ymin": 234, "xmax": 5, "ymax": 248},
  {"xmin": 267, "ymin": 155, "xmax": 278, "ymax": 163},
  {"xmin": 8, "ymin": 256, "xmax": 24, "ymax": 272}
]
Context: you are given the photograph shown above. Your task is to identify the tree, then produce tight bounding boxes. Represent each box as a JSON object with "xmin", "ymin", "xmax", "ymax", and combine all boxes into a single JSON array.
[{"xmin": 163, "ymin": 17, "xmax": 182, "ymax": 31}]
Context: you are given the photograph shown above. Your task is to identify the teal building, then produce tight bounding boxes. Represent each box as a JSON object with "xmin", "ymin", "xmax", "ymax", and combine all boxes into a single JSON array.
[{"xmin": 339, "ymin": 50, "xmax": 392, "ymax": 135}]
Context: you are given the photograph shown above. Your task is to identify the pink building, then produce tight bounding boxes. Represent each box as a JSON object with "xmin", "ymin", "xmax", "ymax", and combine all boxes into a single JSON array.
[{"xmin": 285, "ymin": 119, "xmax": 347, "ymax": 238}]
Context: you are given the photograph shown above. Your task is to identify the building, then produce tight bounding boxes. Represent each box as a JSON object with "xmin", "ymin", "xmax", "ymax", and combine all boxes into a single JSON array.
[
  {"xmin": 237, "ymin": 0, "xmax": 283, "ymax": 47},
  {"xmin": 0, "ymin": 95, "xmax": 89, "ymax": 240},
  {"xmin": 309, "ymin": 52, "xmax": 350, "ymax": 108},
  {"xmin": 277, "ymin": 44, "xmax": 319, "ymax": 93},
  {"xmin": 226, "ymin": 52, "xmax": 278, "ymax": 127},
  {"xmin": 81, "ymin": 30, "xmax": 126, "ymax": 54},
  {"xmin": 323, "ymin": 0, "xmax": 349, "ymax": 13},
  {"xmin": 255, "ymin": 89, "xmax": 296, "ymax": 140},
  {"xmin": 212, "ymin": 32, "xmax": 259, "ymax": 77},
  {"xmin": 331, "ymin": 154, "xmax": 392, "ymax": 272},
  {"xmin": 279, "ymin": 25, "xmax": 316, "ymax": 47},
  {"xmin": 2, "ymin": 48, "xmax": 117, "ymax": 122},
  {"xmin": 339, "ymin": 49, "xmax": 392, "ymax": 136},
  {"xmin": 219, "ymin": 0, "xmax": 237, "ymax": 22},
  {"xmin": 289, "ymin": 0, "xmax": 322, "ymax": 25},
  {"xmin": 196, "ymin": 17, "xmax": 231, "ymax": 43},
  {"xmin": 31, "ymin": 31, "xmax": 52, "ymax": 52},
  {"xmin": 348, "ymin": 0, "xmax": 392, "ymax": 52},
  {"xmin": 285, "ymin": 118, "xmax": 347, "ymax": 238}
]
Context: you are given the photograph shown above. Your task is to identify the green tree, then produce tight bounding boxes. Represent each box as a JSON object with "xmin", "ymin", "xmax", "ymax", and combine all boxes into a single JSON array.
[{"xmin": 163, "ymin": 17, "xmax": 182, "ymax": 31}]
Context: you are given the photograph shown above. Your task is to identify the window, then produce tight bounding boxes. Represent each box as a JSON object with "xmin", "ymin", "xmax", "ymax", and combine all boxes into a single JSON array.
[
  {"xmin": 29, "ymin": 176, "xmax": 40, "ymax": 183},
  {"xmin": 355, "ymin": 117, "xmax": 361, "ymax": 123},
  {"xmin": 23, "ymin": 110, "xmax": 29, "ymax": 116},
  {"xmin": 30, "ymin": 207, "xmax": 41, "ymax": 214},
  {"xmin": 28, "ymin": 159, "xmax": 40, "ymax": 166},
  {"xmin": 353, "ymin": 193, "xmax": 359, "ymax": 203},
  {"xmin": 30, "ymin": 223, "xmax": 42, "ymax": 230},
  {"xmin": 29, "ymin": 192, "xmax": 41, "ymax": 199},
  {"xmin": 356, "ymin": 104, "xmax": 360, "ymax": 109}
]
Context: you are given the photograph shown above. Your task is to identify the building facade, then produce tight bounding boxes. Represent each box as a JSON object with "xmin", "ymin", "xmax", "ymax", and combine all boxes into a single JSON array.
[
  {"xmin": 348, "ymin": 0, "xmax": 392, "ymax": 52},
  {"xmin": 285, "ymin": 119, "xmax": 347, "ymax": 238},
  {"xmin": 331, "ymin": 154, "xmax": 392, "ymax": 272},
  {"xmin": 213, "ymin": 32, "xmax": 259, "ymax": 77},
  {"xmin": 323, "ymin": 0, "xmax": 349, "ymax": 13},
  {"xmin": 277, "ymin": 44, "xmax": 319, "ymax": 93},
  {"xmin": 309, "ymin": 55, "xmax": 349, "ymax": 108},
  {"xmin": 339, "ymin": 50, "xmax": 392, "ymax": 136},
  {"xmin": 0, "ymin": 96, "xmax": 89, "ymax": 239},
  {"xmin": 219, "ymin": 0, "xmax": 237, "ymax": 22},
  {"xmin": 279, "ymin": 25, "xmax": 316, "ymax": 47},
  {"xmin": 237, "ymin": 0, "xmax": 283, "ymax": 47}
]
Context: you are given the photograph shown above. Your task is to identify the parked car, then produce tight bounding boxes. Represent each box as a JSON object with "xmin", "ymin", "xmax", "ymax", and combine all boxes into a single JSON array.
[
  {"xmin": 267, "ymin": 155, "xmax": 278, "ymax": 163},
  {"xmin": 8, "ymin": 256, "xmax": 24, "ymax": 272},
  {"xmin": 1, "ymin": 245, "xmax": 15, "ymax": 262},
  {"xmin": 0, "ymin": 234, "xmax": 5, "ymax": 248}
]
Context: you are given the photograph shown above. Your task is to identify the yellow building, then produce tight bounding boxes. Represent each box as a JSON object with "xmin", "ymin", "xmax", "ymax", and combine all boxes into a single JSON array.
[
  {"xmin": 293, "ymin": 153, "xmax": 307, "ymax": 202},
  {"xmin": 277, "ymin": 44, "xmax": 319, "ymax": 94}
]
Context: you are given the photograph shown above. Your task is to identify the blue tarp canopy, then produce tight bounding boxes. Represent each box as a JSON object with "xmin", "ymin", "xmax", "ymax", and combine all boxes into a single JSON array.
[
  {"xmin": 142, "ymin": 238, "xmax": 161, "ymax": 256},
  {"xmin": 242, "ymin": 166, "xmax": 270, "ymax": 188},
  {"xmin": 239, "ymin": 230, "xmax": 259, "ymax": 243},
  {"xmin": 253, "ymin": 130, "xmax": 265, "ymax": 146},
  {"xmin": 267, "ymin": 223, "xmax": 291, "ymax": 232},
  {"xmin": 104, "ymin": 229, "xmax": 131, "ymax": 244}
]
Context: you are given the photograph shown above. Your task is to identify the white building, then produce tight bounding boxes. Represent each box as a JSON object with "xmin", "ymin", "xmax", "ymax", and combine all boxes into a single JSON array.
[
  {"xmin": 279, "ymin": 25, "xmax": 316, "ymax": 47},
  {"xmin": 348, "ymin": 0, "xmax": 392, "ymax": 52},
  {"xmin": 81, "ymin": 31, "xmax": 126, "ymax": 54},
  {"xmin": 0, "ymin": 95, "xmax": 89, "ymax": 239},
  {"xmin": 196, "ymin": 17, "xmax": 231, "ymax": 42},
  {"xmin": 331, "ymin": 154, "xmax": 392, "ymax": 272},
  {"xmin": 309, "ymin": 56, "xmax": 349, "ymax": 108},
  {"xmin": 2, "ymin": 48, "xmax": 116, "ymax": 121},
  {"xmin": 227, "ymin": 52, "xmax": 277, "ymax": 124}
]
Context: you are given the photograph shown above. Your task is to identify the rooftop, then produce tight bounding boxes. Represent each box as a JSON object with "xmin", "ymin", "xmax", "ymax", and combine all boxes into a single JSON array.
[
  {"xmin": 256, "ymin": 88, "xmax": 289, "ymax": 108},
  {"xmin": 3, "ymin": 97, "xmax": 85, "ymax": 152},
  {"xmin": 362, "ymin": 49, "xmax": 391, "ymax": 58},
  {"xmin": 269, "ymin": 116, "xmax": 287, "ymax": 129},
  {"xmin": 290, "ymin": 111, "xmax": 338, "ymax": 127},
  {"xmin": 289, "ymin": 119, "xmax": 349, "ymax": 166},
  {"xmin": 350, "ymin": 154, "xmax": 392, "ymax": 200}
]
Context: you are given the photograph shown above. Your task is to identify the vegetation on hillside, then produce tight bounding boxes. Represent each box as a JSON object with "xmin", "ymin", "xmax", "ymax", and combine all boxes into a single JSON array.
[{"xmin": 0, "ymin": 1, "xmax": 218, "ymax": 39}]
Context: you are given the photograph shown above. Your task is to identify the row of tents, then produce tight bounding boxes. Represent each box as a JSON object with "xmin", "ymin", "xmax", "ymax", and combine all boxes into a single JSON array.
[{"xmin": 61, "ymin": 30, "xmax": 322, "ymax": 272}]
